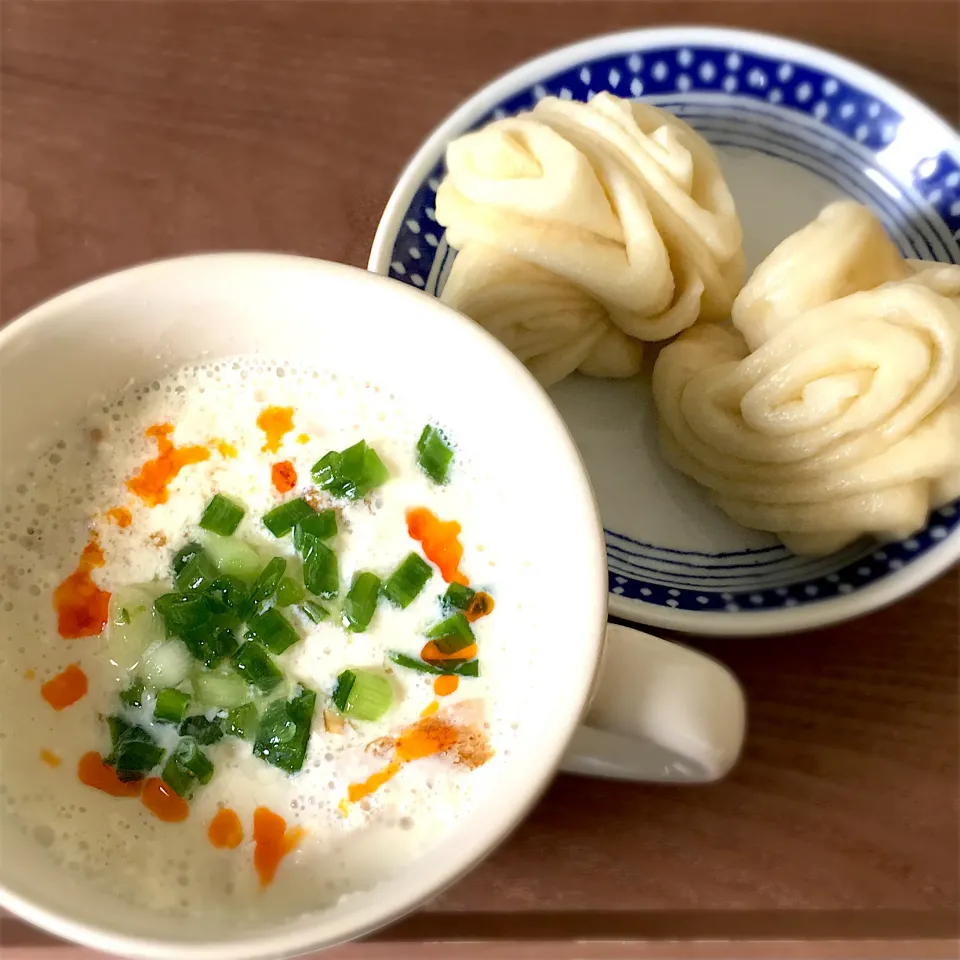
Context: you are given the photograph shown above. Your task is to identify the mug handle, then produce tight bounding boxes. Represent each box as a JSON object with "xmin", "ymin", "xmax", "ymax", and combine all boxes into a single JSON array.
[{"xmin": 560, "ymin": 624, "xmax": 746, "ymax": 783}]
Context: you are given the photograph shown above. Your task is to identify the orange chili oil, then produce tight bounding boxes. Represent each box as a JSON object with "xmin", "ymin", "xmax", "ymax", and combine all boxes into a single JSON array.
[
  {"xmin": 345, "ymin": 717, "xmax": 460, "ymax": 805},
  {"xmin": 253, "ymin": 807, "xmax": 304, "ymax": 886},
  {"xmin": 141, "ymin": 777, "xmax": 189, "ymax": 822},
  {"xmin": 208, "ymin": 808, "xmax": 244, "ymax": 849},
  {"xmin": 213, "ymin": 438, "xmax": 238, "ymax": 458},
  {"xmin": 40, "ymin": 663, "xmax": 88, "ymax": 710},
  {"xmin": 53, "ymin": 538, "xmax": 111, "ymax": 639},
  {"xmin": 257, "ymin": 406, "xmax": 294, "ymax": 454},
  {"xmin": 105, "ymin": 506, "xmax": 132, "ymax": 528},
  {"xmin": 77, "ymin": 751, "xmax": 143, "ymax": 798},
  {"xmin": 271, "ymin": 460, "xmax": 297, "ymax": 494},
  {"xmin": 464, "ymin": 591, "xmax": 495, "ymax": 622},
  {"xmin": 126, "ymin": 423, "xmax": 210, "ymax": 507},
  {"xmin": 433, "ymin": 674, "xmax": 459, "ymax": 697},
  {"xmin": 420, "ymin": 640, "xmax": 478, "ymax": 664},
  {"xmin": 406, "ymin": 508, "xmax": 469, "ymax": 585}
]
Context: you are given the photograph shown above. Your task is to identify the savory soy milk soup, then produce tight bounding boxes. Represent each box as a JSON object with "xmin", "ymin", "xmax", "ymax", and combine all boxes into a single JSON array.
[{"xmin": 0, "ymin": 358, "xmax": 520, "ymax": 920}]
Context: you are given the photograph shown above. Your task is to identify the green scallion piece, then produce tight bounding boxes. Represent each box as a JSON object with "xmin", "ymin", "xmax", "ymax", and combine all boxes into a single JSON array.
[
  {"xmin": 174, "ymin": 550, "xmax": 218, "ymax": 594},
  {"xmin": 382, "ymin": 552, "xmax": 433, "ymax": 609},
  {"xmin": 311, "ymin": 440, "xmax": 389, "ymax": 500},
  {"xmin": 387, "ymin": 651, "xmax": 477, "ymax": 677},
  {"xmin": 119, "ymin": 680, "xmax": 145, "ymax": 708},
  {"xmin": 245, "ymin": 608, "xmax": 299, "ymax": 655},
  {"xmin": 224, "ymin": 703, "xmax": 259, "ymax": 741},
  {"xmin": 342, "ymin": 572, "xmax": 381, "ymax": 632},
  {"xmin": 155, "ymin": 593, "xmax": 211, "ymax": 634},
  {"xmin": 335, "ymin": 669, "xmax": 393, "ymax": 722},
  {"xmin": 154, "ymin": 688, "xmax": 191, "ymax": 724},
  {"xmin": 172, "ymin": 542, "xmax": 203, "ymax": 577},
  {"xmin": 178, "ymin": 714, "xmax": 224, "ymax": 745},
  {"xmin": 416, "ymin": 425, "xmax": 455, "ymax": 484},
  {"xmin": 191, "ymin": 666, "xmax": 249, "ymax": 708},
  {"xmin": 203, "ymin": 575, "xmax": 249, "ymax": 616},
  {"xmin": 247, "ymin": 556, "xmax": 287, "ymax": 615},
  {"xmin": 180, "ymin": 626, "xmax": 237, "ymax": 668},
  {"xmin": 199, "ymin": 494, "xmax": 245, "ymax": 537},
  {"xmin": 105, "ymin": 717, "xmax": 163, "ymax": 781},
  {"xmin": 442, "ymin": 581, "xmax": 476, "ymax": 612},
  {"xmin": 425, "ymin": 612, "xmax": 475, "ymax": 654},
  {"xmin": 331, "ymin": 669, "xmax": 356, "ymax": 712},
  {"xmin": 161, "ymin": 738, "xmax": 214, "ymax": 799},
  {"xmin": 231, "ymin": 641, "xmax": 284, "ymax": 693},
  {"xmin": 299, "ymin": 599, "xmax": 330, "ymax": 624},
  {"xmin": 262, "ymin": 498, "xmax": 316, "ymax": 538},
  {"xmin": 302, "ymin": 541, "xmax": 338, "ymax": 598},
  {"xmin": 276, "ymin": 577, "xmax": 304, "ymax": 607},
  {"xmin": 294, "ymin": 510, "xmax": 338, "ymax": 550},
  {"xmin": 252, "ymin": 687, "xmax": 317, "ymax": 774},
  {"xmin": 387, "ymin": 651, "xmax": 445, "ymax": 675}
]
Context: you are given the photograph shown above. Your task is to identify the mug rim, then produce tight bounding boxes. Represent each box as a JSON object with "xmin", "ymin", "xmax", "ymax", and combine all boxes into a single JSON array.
[{"xmin": 0, "ymin": 253, "xmax": 610, "ymax": 959}]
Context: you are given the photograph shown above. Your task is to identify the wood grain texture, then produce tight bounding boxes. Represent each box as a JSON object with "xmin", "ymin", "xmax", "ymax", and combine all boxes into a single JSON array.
[{"xmin": 1, "ymin": 1, "xmax": 958, "ymax": 955}]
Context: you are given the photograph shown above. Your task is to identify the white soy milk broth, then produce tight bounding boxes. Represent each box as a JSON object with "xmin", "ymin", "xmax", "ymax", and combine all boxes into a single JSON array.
[{"xmin": 0, "ymin": 356, "xmax": 527, "ymax": 924}]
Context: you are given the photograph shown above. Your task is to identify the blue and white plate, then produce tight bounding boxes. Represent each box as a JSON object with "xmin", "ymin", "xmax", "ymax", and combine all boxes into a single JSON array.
[{"xmin": 368, "ymin": 27, "xmax": 960, "ymax": 635}]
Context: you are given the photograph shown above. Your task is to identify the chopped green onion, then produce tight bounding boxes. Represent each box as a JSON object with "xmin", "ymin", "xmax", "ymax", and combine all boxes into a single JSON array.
[
  {"xmin": 299, "ymin": 600, "xmax": 329, "ymax": 623},
  {"xmin": 331, "ymin": 669, "xmax": 356, "ymax": 712},
  {"xmin": 199, "ymin": 493, "xmax": 245, "ymax": 536},
  {"xmin": 176, "ymin": 739, "xmax": 214, "ymax": 783},
  {"xmin": 105, "ymin": 716, "xmax": 163, "ymax": 781},
  {"xmin": 203, "ymin": 536, "xmax": 261, "ymax": 582},
  {"xmin": 224, "ymin": 703, "xmax": 259, "ymax": 741},
  {"xmin": 262, "ymin": 498, "xmax": 315, "ymax": 538},
  {"xmin": 302, "ymin": 541, "xmax": 338, "ymax": 598},
  {"xmin": 161, "ymin": 738, "xmax": 214, "ymax": 799},
  {"xmin": 387, "ymin": 651, "xmax": 444, "ymax": 675},
  {"xmin": 232, "ymin": 641, "xmax": 284, "ymax": 693},
  {"xmin": 178, "ymin": 714, "xmax": 224, "ymax": 745},
  {"xmin": 252, "ymin": 687, "xmax": 317, "ymax": 774},
  {"xmin": 343, "ymin": 572, "xmax": 381, "ymax": 632},
  {"xmin": 203, "ymin": 575, "xmax": 249, "ymax": 616},
  {"xmin": 175, "ymin": 550, "xmax": 218, "ymax": 594},
  {"xmin": 191, "ymin": 666, "xmax": 250, "ymax": 708},
  {"xmin": 425, "ymin": 612, "xmax": 475, "ymax": 654},
  {"xmin": 311, "ymin": 440, "xmax": 389, "ymax": 500},
  {"xmin": 294, "ymin": 511, "xmax": 338, "ymax": 549},
  {"xmin": 248, "ymin": 556, "xmax": 287, "ymax": 614},
  {"xmin": 155, "ymin": 593, "xmax": 211, "ymax": 633},
  {"xmin": 276, "ymin": 577, "xmax": 304, "ymax": 607},
  {"xmin": 416, "ymin": 425, "xmax": 455, "ymax": 484},
  {"xmin": 310, "ymin": 451, "xmax": 340, "ymax": 491},
  {"xmin": 142, "ymin": 640, "xmax": 192, "ymax": 688},
  {"xmin": 382, "ymin": 553, "xmax": 432, "ymax": 608},
  {"xmin": 119, "ymin": 680, "xmax": 145, "ymax": 708},
  {"xmin": 245, "ymin": 608, "xmax": 299, "ymax": 655},
  {"xmin": 180, "ymin": 626, "xmax": 237, "ymax": 667},
  {"xmin": 154, "ymin": 688, "xmax": 191, "ymax": 724},
  {"xmin": 335, "ymin": 669, "xmax": 393, "ymax": 722},
  {"xmin": 172, "ymin": 542, "xmax": 203, "ymax": 577},
  {"xmin": 442, "ymin": 582, "xmax": 476, "ymax": 612},
  {"xmin": 117, "ymin": 608, "xmax": 131, "ymax": 626},
  {"xmin": 387, "ymin": 651, "xmax": 478, "ymax": 677}
]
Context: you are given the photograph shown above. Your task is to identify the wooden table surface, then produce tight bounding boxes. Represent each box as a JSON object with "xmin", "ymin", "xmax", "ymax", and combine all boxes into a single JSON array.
[{"xmin": 2, "ymin": 1, "xmax": 958, "ymax": 957}]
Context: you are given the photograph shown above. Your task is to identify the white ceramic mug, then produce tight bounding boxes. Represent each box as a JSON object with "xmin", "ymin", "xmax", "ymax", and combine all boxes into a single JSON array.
[{"xmin": 0, "ymin": 254, "xmax": 745, "ymax": 959}]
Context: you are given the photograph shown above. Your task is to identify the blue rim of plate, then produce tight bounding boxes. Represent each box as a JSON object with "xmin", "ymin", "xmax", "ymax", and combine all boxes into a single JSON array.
[{"xmin": 368, "ymin": 27, "xmax": 960, "ymax": 633}]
